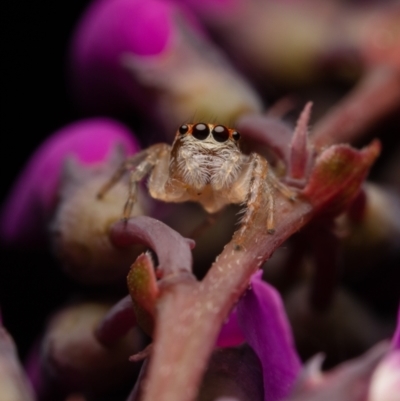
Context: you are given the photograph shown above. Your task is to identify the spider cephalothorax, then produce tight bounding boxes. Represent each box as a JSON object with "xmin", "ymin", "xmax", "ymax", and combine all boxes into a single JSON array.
[
  {"xmin": 169, "ymin": 123, "xmax": 242, "ymax": 191},
  {"xmin": 98, "ymin": 123, "xmax": 295, "ymax": 238}
]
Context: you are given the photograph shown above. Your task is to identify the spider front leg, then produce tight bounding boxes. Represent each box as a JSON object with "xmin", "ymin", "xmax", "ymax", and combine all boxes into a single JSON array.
[
  {"xmin": 123, "ymin": 158, "xmax": 155, "ymax": 220},
  {"xmin": 96, "ymin": 159, "xmax": 136, "ymax": 200},
  {"xmin": 236, "ymin": 154, "xmax": 274, "ymax": 243},
  {"xmin": 97, "ymin": 143, "xmax": 169, "ymax": 219}
]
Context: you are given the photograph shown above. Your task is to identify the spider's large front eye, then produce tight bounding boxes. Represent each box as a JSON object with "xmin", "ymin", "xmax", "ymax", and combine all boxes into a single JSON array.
[
  {"xmin": 192, "ymin": 123, "xmax": 210, "ymax": 140},
  {"xmin": 212, "ymin": 125, "xmax": 229, "ymax": 142},
  {"xmin": 179, "ymin": 124, "xmax": 189, "ymax": 135}
]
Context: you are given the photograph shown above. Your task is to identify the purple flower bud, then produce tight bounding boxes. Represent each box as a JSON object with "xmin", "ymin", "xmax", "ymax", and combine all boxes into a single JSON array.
[
  {"xmin": 69, "ymin": 0, "xmax": 262, "ymax": 135},
  {"xmin": 70, "ymin": 0, "xmax": 175, "ymax": 114},
  {"xmin": 0, "ymin": 325, "xmax": 35, "ymax": 401},
  {"xmin": 0, "ymin": 118, "xmax": 139, "ymax": 246},
  {"xmin": 366, "ymin": 305, "xmax": 400, "ymax": 401},
  {"xmin": 39, "ymin": 301, "xmax": 143, "ymax": 395},
  {"xmin": 367, "ymin": 350, "xmax": 400, "ymax": 401}
]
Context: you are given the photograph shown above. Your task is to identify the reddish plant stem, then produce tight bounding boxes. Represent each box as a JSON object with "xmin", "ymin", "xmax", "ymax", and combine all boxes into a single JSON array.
[
  {"xmin": 289, "ymin": 102, "xmax": 312, "ymax": 180},
  {"xmin": 95, "ymin": 295, "xmax": 136, "ymax": 346},
  {"xmin": 110, "ymin": 217, "xmax": 195, "ymax": 276},
  {"xmin": 142, "ymin": 198, "xmax": 313, "ymax": 401},
  {"xmin": 312, "ymin": 66, "xmax": 400, "ymax": 148},
  {"xmin": 265, "ymin": 96, "xmax": 297, "ymax": 119}
]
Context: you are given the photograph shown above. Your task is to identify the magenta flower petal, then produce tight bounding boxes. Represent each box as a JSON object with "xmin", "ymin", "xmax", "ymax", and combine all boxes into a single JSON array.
[
  {"xmin": 0, "ymin": 118, "xmax": 139, "ymax": 246},
  {"xmin": 69, "ymin": 0, "xmax": 183, "ymax": 113},
  {"xmin": 77, "ymin": 0, "xmax": 174, "ymax": 57},
  {"xmin": 69, "ymin": 0, "xmax": 261, "ymax": 132},
  {"xmin": 392, "ymin": 305, "xmax": 400, "ymax": 350},
  {"xmin": 216, "ymin": 308, "xmax": 246, "ymax": 348},
  {"xmin": 237, "ymin": 271, "xmax": 302, "ymax": 401}
]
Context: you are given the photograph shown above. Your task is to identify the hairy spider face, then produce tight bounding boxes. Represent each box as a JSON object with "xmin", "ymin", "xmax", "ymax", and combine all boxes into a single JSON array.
[{"xmin": 170, "ymin": 123, "xmax": 243, "ymax": 190}]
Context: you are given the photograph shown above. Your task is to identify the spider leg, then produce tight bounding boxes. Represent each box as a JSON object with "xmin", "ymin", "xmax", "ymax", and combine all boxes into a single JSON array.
[
  {"xmin": 268, "ymin": 171, "xmax": 297, "ymax": 201},
  {"xmin": 97, "ymin": 144, "xmax": 169, "ymax": 218},
  {"xmin": 265, "ymin": 179, "xmax": 275, "ymax": 234},
  {"xmin": 123, "ymin": 155, "xmax": 160, "ymax": 220},
  {"xmin": 97, "ymin": 150, "xmax": 150, "ymax": 199},
  {"xmin": 236, "ymin": 154, "xmax": 272, "ymax": 242}
]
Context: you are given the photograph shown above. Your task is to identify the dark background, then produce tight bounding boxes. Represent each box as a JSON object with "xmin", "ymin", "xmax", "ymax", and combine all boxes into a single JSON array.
[
  {"xmin": 1, "ymin": 0, "xmax": 94, "ymax": 357},
  {"xmin": 2, "ymin": 0, "xmax": 90, "ymax": 189}
]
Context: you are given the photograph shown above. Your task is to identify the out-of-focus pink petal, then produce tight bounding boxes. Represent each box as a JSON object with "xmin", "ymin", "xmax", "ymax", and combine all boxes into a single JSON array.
[
  {"xmin": 70, "ymin": 0, "xmax": 185, "ymax": 113},
  {"xmin": 367, "ymin": 350, "xmax": 400, "ymax": 401},
  {"xmin": 392, "ymin": 305, "xmax": 400, "ymax": 350},
  {"xmin": 237, "ymin": 271, "xmax": 302, "ymax": 401},
  {"xmin": 216, "ymin": 308, "xmax": 245, "ymax": 348},
  {"xmin": 0, "ymin": 118, "xmax": 139, "ymax": 246},
  {"xmin": 69, "ymin": 0, "xmax": 261, "ymax": 133},
  {"xmin": 39, "ymin": 301, "xmax": 142, "ymax": 395},
  {"xmin": 0, "ymin": 326, "xmax": 35, "ymax": 401}
]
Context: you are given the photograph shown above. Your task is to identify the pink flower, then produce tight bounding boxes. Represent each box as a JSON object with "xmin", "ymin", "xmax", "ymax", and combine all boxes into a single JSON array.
[
  {"xmin": 0, "ymin": 118, "xmax": 139, "ymax": 246},
  {"xmin": 69, "ymin": 0, "xmax": 261, "ymax": 135},
  {"xmin": 218, "ymin": 271, "xmax": 302, "ymax": 401},
  {"xmin": 69, "ymin": 0, "xmax": 177, "ymax": 114}
]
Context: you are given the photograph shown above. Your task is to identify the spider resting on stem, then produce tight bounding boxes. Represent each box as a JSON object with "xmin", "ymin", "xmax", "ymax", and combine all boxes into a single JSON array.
[{"xmin": 97, "ymin": 123, "xmax": 295, "ymax": 240}]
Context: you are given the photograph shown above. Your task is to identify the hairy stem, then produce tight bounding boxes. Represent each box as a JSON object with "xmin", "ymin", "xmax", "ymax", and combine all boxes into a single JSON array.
[{"xmin": 142, "ymin": 197, "xmax": 313, "ymax": 401}]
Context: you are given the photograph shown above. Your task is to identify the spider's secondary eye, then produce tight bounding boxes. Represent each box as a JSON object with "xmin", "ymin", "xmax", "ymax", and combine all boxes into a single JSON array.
[
  {"xmin": 192, "ymin": 123, "xmax": 210, "ymax": 140},
  {"xmin": 232, "ymin": 131, "xmax": 241, "ymax": 141},
  {"xmin": 212, "ymin": 125, "xmax": 230, "ymax": 142},
  {"xmin": 179, "ymin": 124, "xmax": 189, "ymax": 135}
]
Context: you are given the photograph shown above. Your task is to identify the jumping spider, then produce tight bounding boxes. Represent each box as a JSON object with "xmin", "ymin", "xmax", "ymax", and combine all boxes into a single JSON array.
[{"xmin": 97, "ymin": 123, "xmax": 295, "ymax": 239}]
